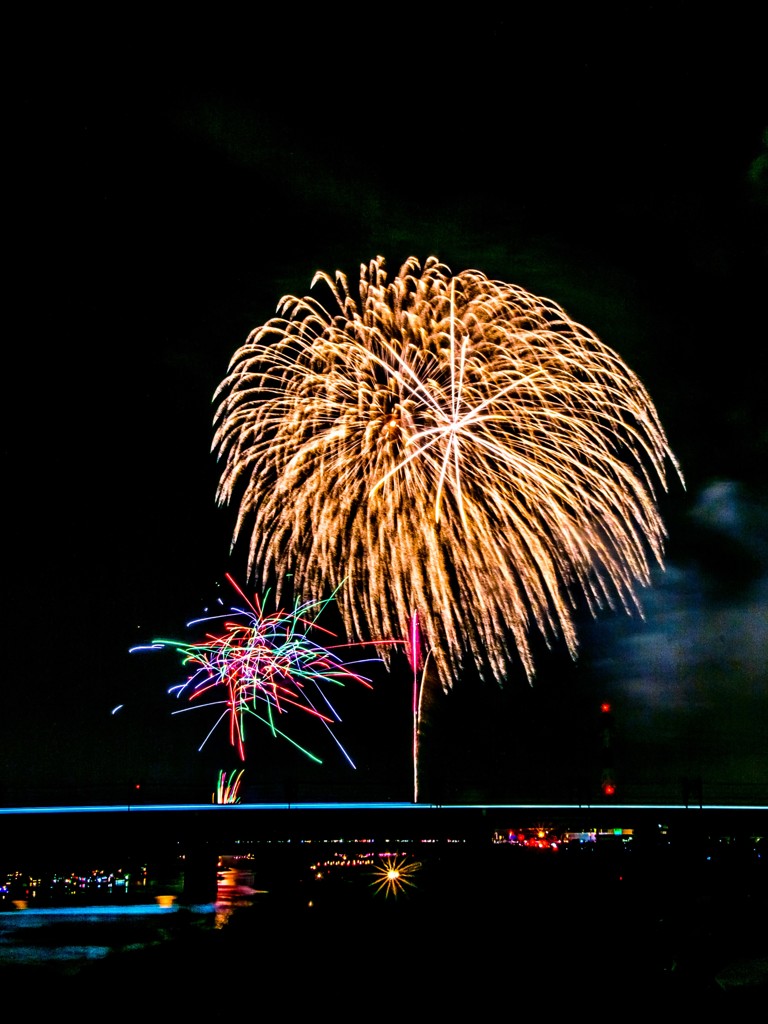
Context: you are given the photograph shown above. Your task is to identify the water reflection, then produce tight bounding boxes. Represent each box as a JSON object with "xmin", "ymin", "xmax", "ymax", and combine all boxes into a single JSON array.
[
  {"xmin": 2, "ymin": 839, "xmax": 765, "ymax": 1004},
  {"xmin": 0, "ymin": 869, "xmax": 262, "ymax": 971}
]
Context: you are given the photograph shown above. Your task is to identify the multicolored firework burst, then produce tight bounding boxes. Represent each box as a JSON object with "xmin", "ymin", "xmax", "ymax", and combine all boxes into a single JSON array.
[
  {"xmin": 370, "ymin": 854, "xmax": 421, "ymax": 899},
  {"xmin": 131, "ymin": 573, "xmax": 397, "ymax": 767},
  {"xmin": 212, "ymin": 255, "xmax": 683, "ymax": 695}
]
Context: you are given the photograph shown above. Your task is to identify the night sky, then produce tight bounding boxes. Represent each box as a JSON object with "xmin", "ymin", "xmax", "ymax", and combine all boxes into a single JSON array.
[{"xmin": 5, "ymin": 10, "xmax": 766, "ymax": 807}]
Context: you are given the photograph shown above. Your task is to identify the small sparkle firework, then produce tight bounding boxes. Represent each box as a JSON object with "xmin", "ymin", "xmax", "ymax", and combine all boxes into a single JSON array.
[
  {"xmin": 213, "ymin": 255, "xmax": 683, "ymax": 693},
  {"xmin": 131, "ymin": 573, "xmax": 399, "ymax": 768},
  {"xmin": 370, "ymin": 854, "xmax": 421, "ymax": 898},
  {"xmin": 214, "ymin": 768, "xmax": 244, "ymax": 804}
]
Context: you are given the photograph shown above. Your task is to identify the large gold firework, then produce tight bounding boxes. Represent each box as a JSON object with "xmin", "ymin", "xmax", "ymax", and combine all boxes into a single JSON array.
[{"xmin": 212, "ymin": 255, "xmax": 682, "ymax": 692}]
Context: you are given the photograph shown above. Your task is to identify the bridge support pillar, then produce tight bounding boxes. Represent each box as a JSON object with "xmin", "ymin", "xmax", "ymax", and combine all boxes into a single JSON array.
[{"xmin": 182, "ymin": 843, "xmax": 219, "ymax": 903}]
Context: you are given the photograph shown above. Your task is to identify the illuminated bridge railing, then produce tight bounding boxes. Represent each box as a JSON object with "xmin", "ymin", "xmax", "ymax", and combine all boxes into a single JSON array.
[{"xmin": 2, "ymin": 801, "xmax": 766, "ymax": 859}]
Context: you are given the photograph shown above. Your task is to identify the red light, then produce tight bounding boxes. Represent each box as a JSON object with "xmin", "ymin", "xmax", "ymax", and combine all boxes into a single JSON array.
[
  {"xmin": 602, "ymin": 782, "xmax": 616, "ymax": 796},
  {"xmin": 600, "ymin": 702, "xmax": 612, "ymax": 713}
]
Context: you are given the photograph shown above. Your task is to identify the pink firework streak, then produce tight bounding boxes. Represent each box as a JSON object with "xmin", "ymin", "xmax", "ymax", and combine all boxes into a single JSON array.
[{"xmin": 131, "ymin": 573, "xmax": 404, "ymax": 768}]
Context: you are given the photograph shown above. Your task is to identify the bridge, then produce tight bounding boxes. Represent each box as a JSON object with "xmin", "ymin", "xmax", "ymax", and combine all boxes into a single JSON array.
[
  {"xmin": 3, "ymin": 800, "xmax": 765, "ymax": 854},
  {"xmin": 2, "ymin": 802, "xmax": 765, "ymax": 901}
]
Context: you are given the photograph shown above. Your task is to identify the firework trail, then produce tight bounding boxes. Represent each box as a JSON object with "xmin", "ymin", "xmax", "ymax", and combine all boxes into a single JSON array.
[
  {"xmin": 131, "ymin": 573, "xmax": 397, "ymax": 767},
  {"xmin": 407, "ymin": 610, "xmax": 435, "ymax": 802},
  {"xmin": 409, "ymin": 611, "xmax": 421, "ymax": 801},
  {"xmin": 213, "ymin": 255, "xmax": 683, "ymax": 694}
]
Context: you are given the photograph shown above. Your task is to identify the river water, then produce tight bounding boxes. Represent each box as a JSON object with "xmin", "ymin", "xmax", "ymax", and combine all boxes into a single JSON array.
[{"xmin": 1, "ymin": 847, "xmax": 765, "ymax": 1010}]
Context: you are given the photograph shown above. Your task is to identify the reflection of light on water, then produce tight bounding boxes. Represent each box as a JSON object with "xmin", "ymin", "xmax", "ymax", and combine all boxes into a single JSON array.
[
  {"xmin": 214, "ymin": 864, "xmax": 267, "ymax": 929},
  {"xmin": 216, "ymin": 868, "xmax": 263, "ymax": 899},
  {"xmin": 215, "ymin": 868, "xmax": 265, "ymax": 928},
  {"xmin": 1, "ymin": 904, "xmax": 184, "ymax": 923},
  {"xmin": 0, "ymin": 869, "xmax": 271, "ymax": 970},
  {"xmin": 0, "ymin": 902, "xmax": 210, "ymax": 970},
  {"xmin": 214, "ymin": 904, "xmax": 237, "ymax": 929},
  {"xmin": 0, "ymin": 942, "xmax": 114, "ymax": 966}
]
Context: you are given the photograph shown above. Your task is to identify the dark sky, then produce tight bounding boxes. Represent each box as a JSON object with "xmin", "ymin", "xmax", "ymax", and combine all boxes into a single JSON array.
[{"xmin": 4, "ymin": 10, "xmax": 767, "ymax": 807}]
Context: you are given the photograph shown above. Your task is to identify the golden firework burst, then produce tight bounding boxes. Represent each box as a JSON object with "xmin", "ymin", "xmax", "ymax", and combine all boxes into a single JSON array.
[{"xmin": 213, "ymin": 255, "xmax": 683, "ymax": 692}]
